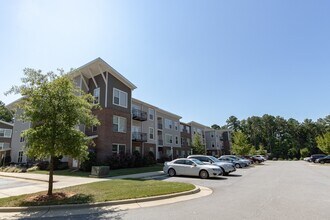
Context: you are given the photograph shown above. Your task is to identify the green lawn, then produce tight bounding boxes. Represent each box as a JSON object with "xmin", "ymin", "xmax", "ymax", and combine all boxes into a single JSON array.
[
  {"xmin": 0, "ymin": 179, "xmax": 194, "ymax": 207},
  {"xmin": 29, "ymin": 164, "xmax": 163, "ymax": 178}
]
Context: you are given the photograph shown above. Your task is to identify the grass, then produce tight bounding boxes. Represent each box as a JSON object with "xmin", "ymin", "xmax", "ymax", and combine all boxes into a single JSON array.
[
  {"xmin": 0, "ymin": 179, "xmax": 195, "ymax": 207},
  {"xmin": 29, "ymin": 164, "xmax": 163, "ymax": 178}
]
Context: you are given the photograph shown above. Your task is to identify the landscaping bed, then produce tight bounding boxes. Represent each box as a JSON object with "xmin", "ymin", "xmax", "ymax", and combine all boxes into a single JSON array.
[
  {"xmin": 29, "ymin": 164, "xmax": 163, "ymax": 178},
  {"xmin": 0, "ymin": 179, "xmax": 194, "ymax": 207}
]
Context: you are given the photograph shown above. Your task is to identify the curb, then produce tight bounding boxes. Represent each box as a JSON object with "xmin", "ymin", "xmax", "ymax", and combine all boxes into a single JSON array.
[
  {"xmin": 0, "ymin": 185, "xmax": 200, "ymax": 212},
  {"xmin": 0, "ymin": 174, "xmax": 50, "ymax": 183}
]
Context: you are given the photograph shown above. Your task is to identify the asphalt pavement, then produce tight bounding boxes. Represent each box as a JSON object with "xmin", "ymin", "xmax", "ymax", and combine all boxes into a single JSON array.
[{"xmin": 2, "ymin": 161, "xmax": 330, "ymax": 220}]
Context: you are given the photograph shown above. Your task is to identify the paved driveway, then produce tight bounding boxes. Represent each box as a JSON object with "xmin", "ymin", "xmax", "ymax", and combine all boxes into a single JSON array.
[{"xmin": 2, "ymin": 161, "xmax": 330, "ymax": 220}]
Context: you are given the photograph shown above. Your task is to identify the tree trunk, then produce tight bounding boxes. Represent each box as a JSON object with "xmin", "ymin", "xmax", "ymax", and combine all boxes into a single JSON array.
[{"xmin": 47, "ymin": 156, "xmax": 54, "ymax": 196}]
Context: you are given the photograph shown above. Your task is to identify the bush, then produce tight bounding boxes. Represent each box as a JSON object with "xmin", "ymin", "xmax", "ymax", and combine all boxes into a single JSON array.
[
  {"xmin": 293, "ymin": 158, "xmax": 298, "ymax": 161},
  {"xmin": 272, "ymin": 158, "xmax": 278, "ymax": 161},
  {"xmin": 36, "ymin": 161, "xmax": 50, "ymax": 170},
  {"xmin": 278, "ymin": 158, "xmax": 283, "ymax": 160},
  {"xmin": 0, "ymin": 166, "xmax": 25, "ymax": 173},
  {"xmin": 80, "ymin": 150, "xmax": 98, "ymax": 172},
  {"xmin": 105, "ymin": 151, "xmax": 157, "ymax": 170}
]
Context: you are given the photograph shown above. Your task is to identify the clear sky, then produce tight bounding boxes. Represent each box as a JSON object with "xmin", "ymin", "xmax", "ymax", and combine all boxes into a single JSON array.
[{"xmin": 0, "ymin": 0, "xmax": 329, "ymax": 126}]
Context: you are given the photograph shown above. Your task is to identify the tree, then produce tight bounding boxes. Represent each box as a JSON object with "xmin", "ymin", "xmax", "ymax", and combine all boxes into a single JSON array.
[
  {"xmin": 316, "ymin": 132, "xmax": 330, "ymax": 155},
  {"xmin": 249, "ymin": 146, "xmax": 257, "ymax": 155},
  {"xmin": 257, "ymin": 145, "xmax": 267, "ymax": 156},
  {"xmin": 6, "ymin": 68, "xmax": 99, "ymax": 196},
  {"xmin": 192, "ymin": 133, "xmax": 205, "ymax": 154},
  {"xmin": 226, "ymin": 116, "xmax": 240, "ymax": 131},
  {"xmin": 0, "ymin": 100, "xmax": 13, "ymax": 122},
  {"xmin": 231, "ymin": 131, "xmax": 252, "ymax": 155},
  {"xmin": 211, "ymin": 124, "xmax": 220, "ymax": 130},
  {"xmin": 300, "ymin": 147, "xmax": 310, "ymax": 158}
]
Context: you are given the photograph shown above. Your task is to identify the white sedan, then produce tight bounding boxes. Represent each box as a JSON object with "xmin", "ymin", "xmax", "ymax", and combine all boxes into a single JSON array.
[{"xmin": 163, "ymin": 158, "xmax": 223, "ymax": 179}]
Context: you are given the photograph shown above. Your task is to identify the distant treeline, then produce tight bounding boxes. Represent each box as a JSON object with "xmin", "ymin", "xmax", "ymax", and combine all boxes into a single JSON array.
[{"xmin": 212, "ymin": 115, "xmax": 330, "ymax": 159}]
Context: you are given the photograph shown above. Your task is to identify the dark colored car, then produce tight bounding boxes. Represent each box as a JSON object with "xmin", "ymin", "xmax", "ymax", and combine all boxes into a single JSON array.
[
  {"xmin": 310, "ymin": 154, "xmax": 326, "ymax": 163},
  {"xmin": 316, "ymin": 155, "xmax": 330, "ymax": 164}
]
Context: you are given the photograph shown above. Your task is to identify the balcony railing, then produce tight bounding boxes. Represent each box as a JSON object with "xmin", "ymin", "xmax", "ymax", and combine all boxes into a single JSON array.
[
  {"xmin": 0, "ymin": 143, "xmax": 11, "ymax": 151},
  {"xmin": 132, "ymin": 109, "xmax": 148, "ymax": 121},
  {"xmin": 132, "ymin": 132, "xmax": 148, "ymax": 142}
]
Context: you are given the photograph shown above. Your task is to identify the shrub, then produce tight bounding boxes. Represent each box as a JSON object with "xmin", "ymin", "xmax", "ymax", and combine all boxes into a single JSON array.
[
  {"xmin": 278, "ymin": 158, "xmax": 283, "ymax": 160},
  {"xmin": 272, "ymin": 158, "xmax": 278, "ymax": 161},
  {"xmin": 36, "ymin": 161, "xmax": 50, "ymax": 170},
  {"xmin": 293, "ymin": 158, "xmax": 298, "ymax": 161},
  {"xmin": 80, "ymin": 150, "xmax": 98, "ymax": 172}
]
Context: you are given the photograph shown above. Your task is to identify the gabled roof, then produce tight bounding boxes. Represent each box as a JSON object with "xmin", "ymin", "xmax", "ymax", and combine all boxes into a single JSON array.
[
  {"xmin": 0, "ymin": 120, "xmax": 14, "ymax": 127},
  {"xmin": 70, "ymin": 57, "xmax": 137, "ymax": 90}
]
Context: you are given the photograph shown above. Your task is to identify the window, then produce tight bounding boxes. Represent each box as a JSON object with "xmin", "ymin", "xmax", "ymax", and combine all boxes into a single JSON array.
[
  {"xmin": 174, "ymin": 159, "xmax": 185, "ymax": 164},
  {"xmin": 93, "ymin": 88, "xmax": 100, "ymax": 104},
  {"xmin": 187, "ymin": 138, "xmax": 191, "ymax": 146},
  {"xmin": 175, "ymin": 136, "xmax": 179, "ymax": 144},
  {"xmin": 181, "ymin": 137, "xmax": 184, "ymax": 146},
  {"xmin": 112, "ymin": 144, "xmax": 126, "ymax": 154},
  {"xmin": 149, "ymin": 127, "xmax": 154, "ymax": 140},
  {"xmin": 212, "ymin": 142, "xmax": 215, "ymax": 148},
  {"xmin": 165, "ymin": 134, "xmax": 173, "ymax": 144},
  {"xmin": 0, "ymin": 129, "xmax": 12, "ymax": 138},
  {"xmin": 113, "ymin": 88, "xmax": 128, "ymax": 108},
  {"xmin": 0, "ymin": 143, "xmax": 4, "ymax": 150},
  {"xmin": 18, "ymin": 151, "xmax": 23, "ymax": 163},
  {"xmin": 134, "ymin": 146, "xmax": 141, "ymax": 153},
  {"xmin": 174, "ymin": 122, "xmax": 179, "ymax": 131},
  {"xmin": 92, "ymin": 126, "xmax": 97, "ymax": 132},
  {"xmin": 165, "ymin": 119, "xmax": 173, "ymax": 129},
  {"xmin": 148, "ymin": 108, "xmax": 154, "ymax": 121},
  {"xmin": 20, "ymin": 132, "xmax": 25, "ymax": 143},
  {"xmin": 186, "ymin": 127, "xmax": 190, "ymax": 134},
  {"xmin": 113, "ymin": 116, "xmax": 127, "ymax": 133}
]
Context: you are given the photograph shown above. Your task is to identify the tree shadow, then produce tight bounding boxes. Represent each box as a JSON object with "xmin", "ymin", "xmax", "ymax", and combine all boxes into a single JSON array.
[{"xmin": 16, "ymin": 206, "xmax": 126, "ymax": 219}]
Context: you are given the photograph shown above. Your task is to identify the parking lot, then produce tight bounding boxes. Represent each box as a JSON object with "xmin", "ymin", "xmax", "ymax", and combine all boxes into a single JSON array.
[{"xmin": 119, "ymin": 161, "xmax": 330, "ymax": 220}]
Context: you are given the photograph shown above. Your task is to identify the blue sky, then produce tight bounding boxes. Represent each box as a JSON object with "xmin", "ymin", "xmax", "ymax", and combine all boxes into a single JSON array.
[{"xmin": 0, "ymin": 0, "xmax": 329, "ymax": 126}]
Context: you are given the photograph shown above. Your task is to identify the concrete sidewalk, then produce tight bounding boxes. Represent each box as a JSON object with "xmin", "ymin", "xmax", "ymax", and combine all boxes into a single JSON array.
[{"xmin": 0, "ymin": 171, "xmax": 166, "ymax": 198}]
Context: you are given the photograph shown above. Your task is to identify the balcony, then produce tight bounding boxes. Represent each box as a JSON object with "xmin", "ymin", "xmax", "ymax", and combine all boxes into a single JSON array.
[
  {"xmin": 158, "ymin": 139, "xmax": 163, "ymax": 145},
  {"xmin": 158, "ymin": 123, "xmax": 163, "ymax": 130},
  {"xmin": 0, "ymin": 143, "xmax": 11, "ymax": 151},
  {"xmin": 132, "ymin": 109, "xmax": 147, "ymax": 121},
  {"xmin": 132, "ymin": 132, "xmax": 148, "ymax": 142}
]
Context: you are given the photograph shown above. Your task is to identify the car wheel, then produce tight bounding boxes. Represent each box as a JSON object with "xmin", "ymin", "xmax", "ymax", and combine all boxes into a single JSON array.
[
  {"xmin": 168, "ymin": 168, "xmax": 176, "ymax": 177},
  {"xmin": 199, "ymin": 170, "xmax": 209, "ymax": 179},
  {"xmin": 320, "ymin": 161, "xmax": 325, "ymax": 164},
  {"xmin": 235, "ymin": 163, "xmax": 241, "ymax": 168},
  {"xmin": 221, "ymin": 168, "xmax": 228, "ymax": 176}
]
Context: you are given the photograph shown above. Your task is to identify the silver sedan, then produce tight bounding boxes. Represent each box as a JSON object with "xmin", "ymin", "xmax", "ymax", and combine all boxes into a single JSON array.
[{"xmin": 163, "ymin": 158, "xmax": 223, "ymax": 179}]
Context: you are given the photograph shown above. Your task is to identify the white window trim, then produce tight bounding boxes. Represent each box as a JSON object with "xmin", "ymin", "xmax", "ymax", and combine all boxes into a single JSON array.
[
  {"xmin": 165, "ymin": 119, "xmax": 173, "ymax": 130},
  {"xmin": 93, "ymin": 87, "xmax": 100, "ymax": 104},
  {"xmin": 0, "ymin": 129, "xmax": 12, "ymax": 138},
  {"xmin": 165, "ymin": 134, "xmax": 173, "ymax": 144},
  {"xmin": 112, "ymin": 144, "xmax": 126, "ymax": 154},
  {"xmin": 148, "ymin": 108, "xmax": 154, "ymax": 121},
  {"xmin": 113, "ymin": 115, "xmax": 127, "ymax": 133},
  {"xmin": 149, "ymin": 127, "xmax": 154, "ymax": 140},
  {"xmin": 113, "ymin": 88, "xmax": 128, "ymax": 108}
]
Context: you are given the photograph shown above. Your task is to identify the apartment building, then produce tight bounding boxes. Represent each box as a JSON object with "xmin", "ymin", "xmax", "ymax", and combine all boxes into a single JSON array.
[
  {"xmin": 205, "ymin": 128, "xmax": 223, "ymax": 157},
  {"xmin": 221, "ymin": 129, "xmax": 232, "ymax": 155},
  {"xmin": 157, "ymin": 109, "xmax": 181, "ymax": 160},
  {"xmin": 131, "ymin": 98, "xmax": 157, "ymax": 156},
  {"xmin": 71, "ymin": 58, "xmax": 137, "ymax": 165},
  {"xmin": 180, "ymin": 122, "xmax": 192, "ymax": 157},
  {"xmin": 188, "ymin": 121, "xmax": 209, "ymax": 149},
  {"xmin": 0, "ymin": 120, "xmax": 13, "ymax": 164}
]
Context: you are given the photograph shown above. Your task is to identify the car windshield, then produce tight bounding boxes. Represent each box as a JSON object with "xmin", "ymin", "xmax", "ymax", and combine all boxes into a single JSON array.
[
  {"xmin": 209, "ymin": 156, "xmax": 221, "ymax": 162},
  {"xmin": 191, "ymin": 159, "xmax": 204, "ymax": 165}
]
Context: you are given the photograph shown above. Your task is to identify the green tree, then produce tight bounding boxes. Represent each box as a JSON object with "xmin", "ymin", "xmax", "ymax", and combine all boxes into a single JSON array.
[
  {"xmin": 192, "ymin": 133, "xmax": 205, "ymax": 154},
  {"xmin": 226, "ymin": 116, "xmax": 240, "ymax": 131},
  {"xmin": 300, "ymin": 147, "xmax": 310, "ymax": 158},
  {"xmin": 257, "ymin": 145, "xmax": 267, "ymax": 156},
  {"xmin": 0, "ymin": 100, "xmax": 13, "ymax": 122},
  {"xmin": 211, "ymin": 124, "xmax": 220, "ymax": 130},
  {"xmin": 316, "ymin": 132, "xmax": 330, "ymax": 154},
  {"xmin": 6, "ymin": 68, "xmax": 99, "ymax": 196},
  {"xmin": 232, "ymin": 131, "xmax": 252, "ymax": 155},
  {"xmin": 249, "ymin": 146, "xmax": 257, "ymax": 155}
]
